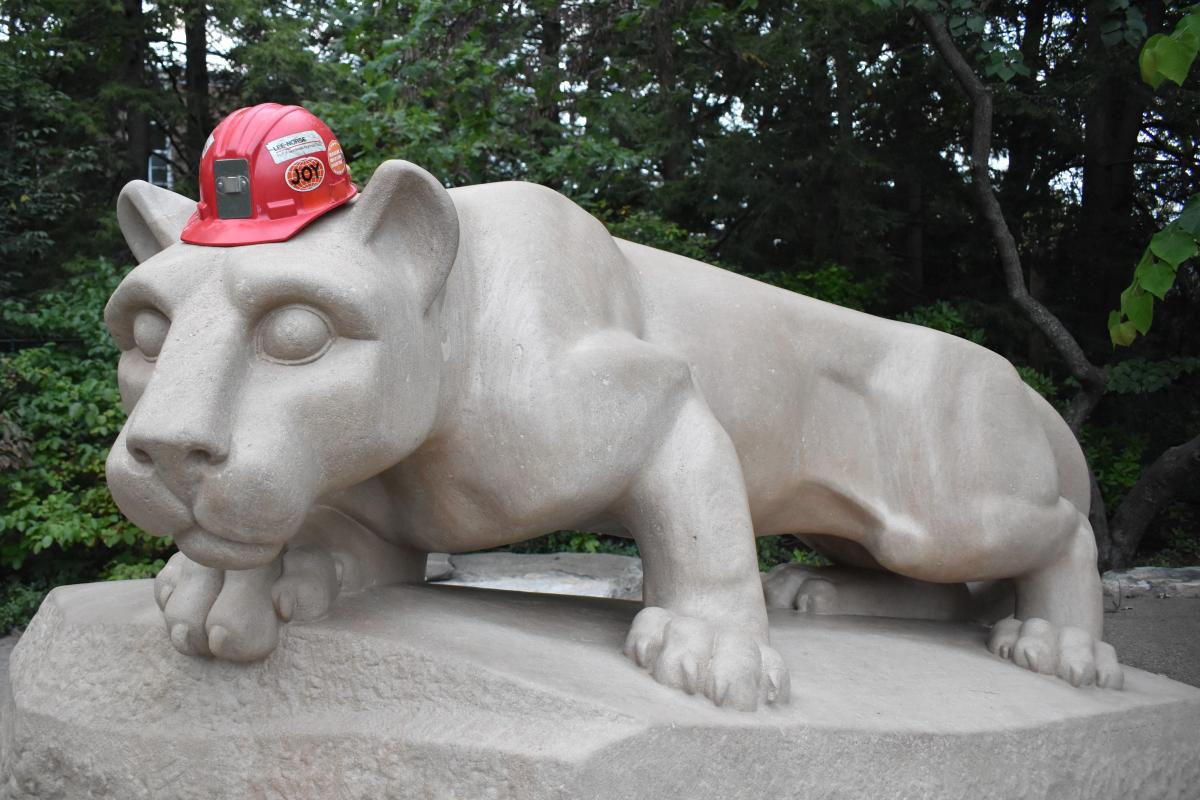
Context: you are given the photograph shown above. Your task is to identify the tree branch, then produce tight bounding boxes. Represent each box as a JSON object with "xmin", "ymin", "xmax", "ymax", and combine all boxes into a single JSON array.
[
  {"xmin": 1106, "ymin": 431, "xmax": 1200, "ymax": 569},
  {"xmin": 914, "ymin": 9, "xmax": 1107, "ymax": 433}
]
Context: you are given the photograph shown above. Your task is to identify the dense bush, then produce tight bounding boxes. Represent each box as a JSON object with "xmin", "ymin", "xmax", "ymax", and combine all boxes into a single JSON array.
[
  {"xmin": 897, "ymin": 300, "xmax": 987, "ymax": 344},
  {"xmin": 0, "ymin": 258, "xmax": 172, "ymax": 630},
  {"xmin": 506, "ymin": 530, "xmax": 829, "ymax": 573},
  {"xmin": 752, "ymin": 265, "xmax": 889, "ymax": 312}
]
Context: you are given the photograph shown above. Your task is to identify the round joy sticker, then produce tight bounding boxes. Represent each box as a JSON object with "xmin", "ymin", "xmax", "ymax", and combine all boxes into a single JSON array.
[{"xmin": 286, "ymin": 156, "xmax": 325, "ymax": 192}]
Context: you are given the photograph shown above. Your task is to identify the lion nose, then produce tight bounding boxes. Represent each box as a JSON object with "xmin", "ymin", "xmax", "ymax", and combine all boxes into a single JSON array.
[{"xmin": 126, "ymin": 430, "xmax": 228, "ymax": 472}]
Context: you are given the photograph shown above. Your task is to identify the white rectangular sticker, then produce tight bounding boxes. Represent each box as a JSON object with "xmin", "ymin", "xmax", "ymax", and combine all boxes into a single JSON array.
[{"xmin": 264, "ymin": 130, "xmax": 326, "ymax": 164}]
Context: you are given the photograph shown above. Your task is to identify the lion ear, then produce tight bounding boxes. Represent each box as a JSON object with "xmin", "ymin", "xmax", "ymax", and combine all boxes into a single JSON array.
[
  {"xmin": 351, "ymin": 160, "xmax": 460, "ymax": 312},
  {"xmin": 117, "ymin": 180, "xmax": 197, "ymax": 263}
]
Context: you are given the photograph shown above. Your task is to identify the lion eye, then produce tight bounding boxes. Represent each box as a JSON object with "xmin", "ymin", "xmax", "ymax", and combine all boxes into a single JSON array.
[
  {"xmin": 258, "ymin": 306, "xmax": 333, "ymax": 364},
  {"xmin": 132, "ymin": 309, "xmax": 170, "ymax": 361}
]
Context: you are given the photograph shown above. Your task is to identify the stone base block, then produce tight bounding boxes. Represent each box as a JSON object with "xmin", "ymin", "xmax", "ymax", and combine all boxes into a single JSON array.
[{"xmin": 3, "ymin": 580, "xmax": 1199, "ymax": 799}]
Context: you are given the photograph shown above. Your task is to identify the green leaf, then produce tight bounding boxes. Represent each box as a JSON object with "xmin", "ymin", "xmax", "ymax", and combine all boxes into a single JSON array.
[
  {"xmin": 1141, "ymin": 34, "xmax": 1169, "ymax": 87},
  {"xmin": 1175, "ymin": 195, "xmax": 1200, "ymax": 235},
  {"xmin": 1109, "ymin": 317, "xmax": 1138, "ymax": 347},
  {"xmin": 1149, "ymin": 226, "xmax": 1197, "ymax": 266},
  {"xmin": 1102, "ymin": 19, "xmax": 1125, "ymax": 48},
  {"xmin": 1136, "ymin": 259, "xmax": 1178, "ymax": 299},
  {"xmin": 1179, "ymin": 12, "xmax": 1200, "ymax": 39},
  {"xmin": 1121, "ymin": 286, "xmax": 1154, "ymax": 334},
  {"xmin": 1124, "ymin": 7, "xmax": 1149, "ymax": 42},
  {"xmin": 1146, "ymin": 34, "xmax": 1196, "ymax": 86}
]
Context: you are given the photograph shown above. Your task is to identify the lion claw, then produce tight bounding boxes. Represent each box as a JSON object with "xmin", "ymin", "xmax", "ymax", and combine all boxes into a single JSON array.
[{"xmin": 624, "ymin": 606, "xmax": 789, "ymax": 711}]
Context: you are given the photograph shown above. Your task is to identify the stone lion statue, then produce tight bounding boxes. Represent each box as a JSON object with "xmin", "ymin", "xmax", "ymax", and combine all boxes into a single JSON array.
[{"xmin": 107, "ymin": 159, "xmax": 1121, "ymax": 712}]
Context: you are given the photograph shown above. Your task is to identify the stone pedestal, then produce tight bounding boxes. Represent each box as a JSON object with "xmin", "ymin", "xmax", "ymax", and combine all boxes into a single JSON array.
[{"xmin": 3, "ymin": 580, "xmax": 1199, "ymax": 799}]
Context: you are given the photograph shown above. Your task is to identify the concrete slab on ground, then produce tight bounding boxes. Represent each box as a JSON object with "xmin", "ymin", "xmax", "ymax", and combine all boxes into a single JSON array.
[{"xmin": 1104, "ymin": 595, "xmax": 1200, "ymax": 689}]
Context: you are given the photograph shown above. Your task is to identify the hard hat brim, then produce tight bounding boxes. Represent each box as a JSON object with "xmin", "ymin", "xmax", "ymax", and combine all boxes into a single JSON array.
[{"xmin": 179, "ymin": 184, "xmax": 357, "ymax": 247}]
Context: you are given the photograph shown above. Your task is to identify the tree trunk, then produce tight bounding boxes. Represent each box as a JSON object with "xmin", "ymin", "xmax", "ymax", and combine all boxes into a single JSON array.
[
  {"xmin": 903, "ymin": 176, "xmax": 924, "ymax": 290},
  {"xmin": 832, "ymin": 50, "xmax": 858, "ymax": 266},
  {"xmin": 184, "ymin": 0, "xmax": 210, "ymax": 173},
  {"xmin": 1001, "ymin": 0, "xmax": 1047, "ymax": 205},
  {"xmin": 535, "ymin": 3, "xmax": 562, "ymax": 160},
  {"xmin": 1077, "ymin": 0, "xmax": 1163, "ymax": 311},
  {"xmin": 1089, "ymin": 469, "xmax": 1112, "ymax": 568},
  {"xmin": 1106, "ymin": 432, "xmax": 1200, "ymax": 569},
  {"xmin": 119, "ymin": 0, "xmax": 150, "ymax": 185},
  {"xmin": 895, "ymin": 49, "xmax": 926, "ymax": 291},
  {"xmin": 914, "ymin": 9, "xmax": 1108, "ymax": 434}
]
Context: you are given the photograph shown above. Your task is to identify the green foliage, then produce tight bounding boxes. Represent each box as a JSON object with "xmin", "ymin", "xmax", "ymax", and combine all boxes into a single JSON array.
[
  {"xmin": 755, "ymin": 536, "xmax": 831, "ymax": 572},
  {"xmin": 975, "ymin": 40, "xmax": 1030, "ymax": 83},
  {"xmin": 595, "ymin": 205, "xmax": 716, "ymax": 263},
  {"xmin": 751, "ymin": 265, "xmax": 888, "ymax": 312},
  {"xmin": 1109, "ymin": 208, "xmax": 1199, "ymax": 345},
  {"xmin": 504, "ymin": 531, "xmax": 828, "ymax": 574},
  {"xmin": 0, "ymin": 557, "xmax": 98, "ymax": 633},
  {"xmin": 0, "ymin": 49, "xmax": 103, "ymax": 289},
  {"xmin": 874, "ymin": 0, "xmax": 1031, "ymax": 81},
  {"xmin": 1016, "ymin": 366, "xmax": 1058, "ymax": 400},
  {"xmin": 0, "ymin": 578, "xmax": 50, "ymax": 633},
  {"xmin": 1081, "ymin": 428, "xmax": 1147, "ymax": 510},
  {"xmin": 0, "ymin": 258, "xmax": 167, "ymax": 570},
  {"xmin": 1099, "ymin": 0, "xmax": 1150, "ymax": 49},
  {"xmin": 505, "ymin": 531, "xmax": 640, "ymax": 558},
  {"xmin": 896, "ymin": 300, "xmax": 986, "ymax": 344},
  {"xmin": 102, "ymin": 557, "xmax": 167, "ymax": 582},
  {"xmin": 1106, "ymin": 356, "xmax": 1200, "ymax": 394},
  {"xmin": 1112, "ymin": 7, "xmax": 1200, "ymax": 345},
  {"xmin": 0, "ymin": 551, "xmax": 150, "ymax": 631},
  {"xmin": 1139, "ymin": 5, "xmax": 1200, "ymax": 89},
  {"xmin": 1135, "ymin": 503, "xmax": 1200, "ymax": 567}
]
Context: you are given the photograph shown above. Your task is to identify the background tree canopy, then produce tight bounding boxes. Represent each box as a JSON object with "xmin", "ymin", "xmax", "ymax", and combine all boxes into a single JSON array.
[{"xmin": 1, "ymin": 0, "xmax": 1198, "ymax": 627}]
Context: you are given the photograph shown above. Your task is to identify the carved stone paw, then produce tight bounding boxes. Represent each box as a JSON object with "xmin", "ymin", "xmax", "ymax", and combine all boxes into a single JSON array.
[
  {"xmin": 623, "ymin": 606, "xmax": 790, "ymax": 711},
  {"xmin": 154, "ymin": 547, "xmax": 341, "ymax": 662},
  {"xmin": 762, "ymin": 563, "xmax": 839, "ymax": 612},
  {"xmin": 988, "ymin": 617, "xmax": 1123, "ymax": 689}
]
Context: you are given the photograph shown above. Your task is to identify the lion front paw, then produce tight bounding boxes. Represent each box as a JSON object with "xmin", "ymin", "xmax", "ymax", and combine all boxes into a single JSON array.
[
  {"xmin": 154, "ymin": 547, "xmax": 341, "ymax": 662},
  {"xmin": 623, "ymin": 606, "xmax": 790, "ymax": 711}
]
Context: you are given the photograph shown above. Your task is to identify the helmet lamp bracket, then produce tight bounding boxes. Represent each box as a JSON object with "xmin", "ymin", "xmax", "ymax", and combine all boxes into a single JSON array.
[{"xmin": 214, "ymin": 158, "xmax": 252, "ymax": 219}]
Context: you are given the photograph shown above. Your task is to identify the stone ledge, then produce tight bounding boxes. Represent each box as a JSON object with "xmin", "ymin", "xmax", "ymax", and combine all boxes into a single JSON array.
[
  {"xmin": 3, "ymin": 580, "xmax": 1199, "ymax": 799},
  {"xmin": 434, "ymin": 551, "xmax": 643, "ymax": 599},
  {"xmin": 1103, "ymin": 566, "xmax": 1200, "ymax": 602}
]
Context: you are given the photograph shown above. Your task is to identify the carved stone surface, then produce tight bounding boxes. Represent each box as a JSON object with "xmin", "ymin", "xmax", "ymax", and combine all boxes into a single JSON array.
[
  {"xmin": 2, "ymin": 581, "xmax": 1198, "ymax": 800},
  {"xmin": 101, "ymin": 161, "xmax": 1122, "ymax": 710}
]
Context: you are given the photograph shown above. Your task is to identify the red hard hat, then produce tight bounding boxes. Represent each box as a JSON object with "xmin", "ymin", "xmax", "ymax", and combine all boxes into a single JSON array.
[{"xmin": 180, "ymin": 104, "xmax": 356, "ymax": 247}]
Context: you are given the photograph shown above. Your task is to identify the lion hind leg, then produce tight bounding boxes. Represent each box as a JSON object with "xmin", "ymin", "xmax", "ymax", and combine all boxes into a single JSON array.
[{"xmin": 991, "ymin": 512, "xmax": 1122, "ymax": 688}]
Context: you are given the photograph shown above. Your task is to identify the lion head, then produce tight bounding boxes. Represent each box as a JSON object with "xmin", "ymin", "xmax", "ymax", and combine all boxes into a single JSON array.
[{"xmin": 105, "ymin": 161, "xmax": 459, "ymax": 570}]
